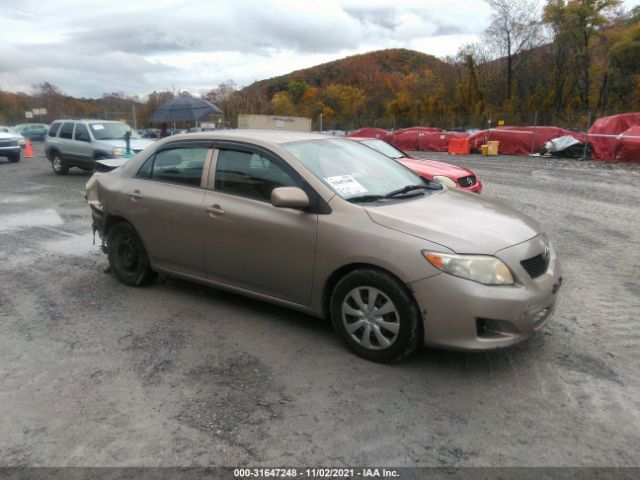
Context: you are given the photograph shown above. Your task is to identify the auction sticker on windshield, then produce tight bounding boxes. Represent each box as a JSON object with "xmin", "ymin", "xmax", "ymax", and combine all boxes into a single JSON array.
[{"xmin": 325, "ymin": 175, "xmax": 368, "ymax": 196}]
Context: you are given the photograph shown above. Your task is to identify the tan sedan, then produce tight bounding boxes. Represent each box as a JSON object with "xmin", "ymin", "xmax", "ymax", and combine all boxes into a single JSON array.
[{"xmin": 86, "ymin": 130, "xmax": 562, "ymax": 362}]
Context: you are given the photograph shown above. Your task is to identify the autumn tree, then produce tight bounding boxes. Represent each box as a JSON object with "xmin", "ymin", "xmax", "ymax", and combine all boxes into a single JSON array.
[
  {"xmin": 206, "ymin": 80, "xmax": 241, "ymax": 125},
  {"xmin": 322, "ymin": 84, "xmax": 365, "ymax": 128},
  {"xmin": 287, "ymin": 81, "xmax": 310, "ymax": 104},
  {"xmin": 544, "ymin": 0, "xmax": 622, "ymax": 111},
  {"xmin": 271, "ymin": 91, "xmax": 295, "ymax": 115},
  {"xmin": 453, "ymin": 48, "xmax": 488, "ymax": 127},
  {"xmin": 605, "ymin": 7, "xmax": 640, "ymax": 110},
  {"xmin": 484, "ymin": 0, "xmax": 542, "ymax": 102}
]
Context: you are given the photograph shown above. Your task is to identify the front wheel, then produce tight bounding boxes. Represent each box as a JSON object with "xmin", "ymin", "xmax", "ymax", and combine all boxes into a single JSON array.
[
  {"xmin": 330, "ymin": 269, "xmax": 422, "ymax": 363},
  {"xmin": 51, "ymin": 154, "xmax": 69, "ymax": 175},
  {"xmin": 107, "ymin": 222, "xmax": 156, "ymax": 286}
]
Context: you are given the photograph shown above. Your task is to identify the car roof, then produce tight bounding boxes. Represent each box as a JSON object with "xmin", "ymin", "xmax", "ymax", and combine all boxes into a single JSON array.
[
  {"xmin": 162, "ymin": 129, "xmax": 334, "ymax": 145},
  {"xmin": 52, "ymin": 119, "xmax": 125, "ymax": 124}
]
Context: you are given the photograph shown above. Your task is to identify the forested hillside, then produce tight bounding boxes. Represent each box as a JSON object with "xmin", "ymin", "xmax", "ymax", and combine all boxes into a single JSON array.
[{"xmin": 1, "ymin": 0, "xmax": 638, "ymax": 131}]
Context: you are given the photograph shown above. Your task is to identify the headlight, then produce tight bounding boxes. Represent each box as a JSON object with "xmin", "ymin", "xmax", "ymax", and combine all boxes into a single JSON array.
[
  {"xmin": 18, "ymin": 138, "xmax": 25, "ymax": 146},
  {"xmin": 111, "ymin": 147, "xmax": 126, "ymax": 157},
  {"xmin": 433, "ymin": 175, "xmax": 456, "ymax": 188},
  {"xmin": 423, "ymin": 251, "xmax": 514, "ymax": 285}
]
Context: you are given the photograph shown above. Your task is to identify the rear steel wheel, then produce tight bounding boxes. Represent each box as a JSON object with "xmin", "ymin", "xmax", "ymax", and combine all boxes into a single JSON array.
[
  {"xmin": 51, "ymin": 154, "xmax": 68, "ymax": 175},
  {"xmin": 107, "ymin": 222, "xmax": 155, "ymax": 286}
]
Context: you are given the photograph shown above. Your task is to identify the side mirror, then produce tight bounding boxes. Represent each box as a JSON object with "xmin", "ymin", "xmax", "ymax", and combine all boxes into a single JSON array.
[{"xmin": 271, "ymin": 187, "xmax": 309, "ymax": 209}]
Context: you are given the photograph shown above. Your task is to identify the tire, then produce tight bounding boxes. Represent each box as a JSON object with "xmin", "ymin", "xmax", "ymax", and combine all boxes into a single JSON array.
[
  {"xmin": 51, "ymin": 153, "xmax": 69, "ymax": 175},
  {"xmin": 8, "ymin": 152, "xmax": 20, "ymax": 163},
  {"xmin": 330, "ymin": 269, "xmax": 422, "ymax": 363},
  {"xmin": 107, "ymin": 222, "xmax": 156, "ymax": 287}
]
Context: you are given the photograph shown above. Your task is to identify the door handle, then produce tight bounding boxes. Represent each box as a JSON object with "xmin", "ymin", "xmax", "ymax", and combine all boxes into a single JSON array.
[
  {"xmin": 205, "ymin": 204, "xmax": 225, "ymax": 215},
  {"xmin": 129, "ymin": 190, "xmax": 143, "ymax": 200}
]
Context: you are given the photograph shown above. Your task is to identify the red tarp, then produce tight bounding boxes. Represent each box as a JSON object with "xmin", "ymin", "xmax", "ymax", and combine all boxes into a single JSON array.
[
  {"xmin": 613, "ymin": 125, "xmax": 640, "ymax": 162},
  {"xmin": 390, "ymin": 130, "xmax": 468, "ymax": 152},
  {"xmin": 346, "ymin": 128, "xmax": 390, "ymax": 141},
  {"xmin": 588, "ymin": 113, "xmax": 640, "ymax": 162},
  {"xmin": 392, "ymin": 126, "xmax": 442, "ymax": 136},
  {"xmin": 467, "ymin": 126, "xmax": 584, "ymax": 156}
]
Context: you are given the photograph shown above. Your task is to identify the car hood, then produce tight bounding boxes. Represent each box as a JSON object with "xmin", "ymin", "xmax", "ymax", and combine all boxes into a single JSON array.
[
  {"xmin": 101, "ymin": 138, "xmax": 155, "ymax": 150},
  {"xmin": 0, "ymin": 132, "xmax": 20, "ymax": 140},
  {"xmin": 364, "ymin": 189, "xmax": 540, "ymax": 254},
  {"xmin": 399, "ymin": 157, "xmax": 474, "ymax": 179}
]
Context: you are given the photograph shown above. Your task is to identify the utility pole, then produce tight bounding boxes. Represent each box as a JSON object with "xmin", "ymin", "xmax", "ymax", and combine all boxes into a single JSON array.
[{"xmin": 132, "ymin": 104, "xmax": 138, "ymax": 130}]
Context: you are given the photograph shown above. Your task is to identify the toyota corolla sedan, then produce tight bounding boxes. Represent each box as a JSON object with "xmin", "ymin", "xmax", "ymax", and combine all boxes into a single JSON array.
[
  {"xmin": 86, "ymin": 130, "xmax": 561, "ymax": 363},
  {"xmin": 352, "ymin": 137, "xmax": 483, "ymax": 193}
]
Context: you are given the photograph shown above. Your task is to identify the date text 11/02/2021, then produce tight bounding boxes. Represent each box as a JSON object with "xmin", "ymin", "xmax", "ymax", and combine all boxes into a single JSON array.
[{"xmin": 233, "ymin": 468, "xmax": 399, "ymax": 478}]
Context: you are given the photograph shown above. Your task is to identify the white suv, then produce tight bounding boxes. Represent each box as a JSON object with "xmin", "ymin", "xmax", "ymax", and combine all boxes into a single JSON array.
[
  {"xmin": 45, "ymin": 119, "xmax": 155, "ymax": 175},
  {"xmin": 0, "ymin": 129, "xmax": 22, "ymax": 163}
]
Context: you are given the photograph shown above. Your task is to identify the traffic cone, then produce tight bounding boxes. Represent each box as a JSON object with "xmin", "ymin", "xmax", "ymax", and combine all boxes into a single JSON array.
[{"xmin": 25, "ymin": 138, "xmax": 33, "ymax": 158}]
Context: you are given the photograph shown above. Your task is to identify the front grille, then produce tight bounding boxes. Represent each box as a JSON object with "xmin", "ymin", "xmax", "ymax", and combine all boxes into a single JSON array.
[
  {"xmin": 458, "ymin": 175, "xmax": 476, "ymax": 187},
  {"xmin": 0, "ymin": 140, "xmax": 18, "ymax": 148},
  {"xmin": 521, "ymin": 253, "xmax": 550, "ymax": 279}
]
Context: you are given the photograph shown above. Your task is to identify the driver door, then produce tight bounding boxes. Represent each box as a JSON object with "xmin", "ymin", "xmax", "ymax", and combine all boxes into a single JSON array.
[{"xmin": 201, "ymin": 145, "xmax": 318, "ymax": 305}]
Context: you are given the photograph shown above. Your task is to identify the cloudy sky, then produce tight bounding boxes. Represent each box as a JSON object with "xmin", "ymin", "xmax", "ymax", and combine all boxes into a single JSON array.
[{"xmin": 0, "ymin": 0, "xmax": 638, "ymax": 98}]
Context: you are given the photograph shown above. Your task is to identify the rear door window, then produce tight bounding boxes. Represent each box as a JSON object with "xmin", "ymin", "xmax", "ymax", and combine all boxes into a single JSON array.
[{"xmin": 58, "ymin": 122, "xmax": 75, "ymax": 140}]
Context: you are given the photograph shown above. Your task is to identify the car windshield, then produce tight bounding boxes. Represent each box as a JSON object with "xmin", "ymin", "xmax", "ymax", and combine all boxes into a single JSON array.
[
  {"xmin": 360, "ymin": 138, "xmax": 406, "ymax": 159},
  {"xmin": 89, "ymin": 122, "xmax": 140, "ymax": 140},
  {"xmin": 283, "ymin": 138, "xmax": 432, "ymax": 202}
]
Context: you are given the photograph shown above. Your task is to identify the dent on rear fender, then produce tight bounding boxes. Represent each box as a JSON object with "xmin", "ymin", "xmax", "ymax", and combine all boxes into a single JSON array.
[{"xmin": 85, "ymin": 174, "xmax": 104, "ymax": 210}]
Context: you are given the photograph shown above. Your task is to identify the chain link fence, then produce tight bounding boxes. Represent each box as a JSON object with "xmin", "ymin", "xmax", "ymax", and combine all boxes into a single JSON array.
[{"xmin": 315, "ymin": 110, "xmax": 634, "ymax": 134}]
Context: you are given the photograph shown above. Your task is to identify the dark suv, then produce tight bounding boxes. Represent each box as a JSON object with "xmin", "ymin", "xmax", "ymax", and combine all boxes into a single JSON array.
[{"xmin": 45, "ymin": 119, "xmax": 155, "ymax": 175}]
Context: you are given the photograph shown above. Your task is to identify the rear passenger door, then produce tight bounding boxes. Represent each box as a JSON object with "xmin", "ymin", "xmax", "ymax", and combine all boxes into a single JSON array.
[
  {"xmin": 57, "ymin": 122, "xmax": 76, "ymax": 161},
  {"xmin": 122, "ymin": 142, "xmax": 212, "ymax": 276},
  {"xmin": 71, "ymin": 123, "xmax": 94, "ymax": 166}
]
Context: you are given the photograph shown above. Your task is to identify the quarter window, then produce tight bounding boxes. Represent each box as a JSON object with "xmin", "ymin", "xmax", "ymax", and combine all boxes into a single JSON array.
[
  {"xmin": 58, "ymin": 122, "xmax": 74, "ymax": 140},
  {"xmin": 139, "ymin": 147, "xmax": 208, "ymax": 187},
  {"xmin": 214, "ymin": 150, "xmax": 298, "ymax": 202}
]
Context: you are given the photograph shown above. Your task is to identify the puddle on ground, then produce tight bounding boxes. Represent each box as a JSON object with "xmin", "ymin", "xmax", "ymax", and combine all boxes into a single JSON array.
[
  {"xmin": 0, "ymin": 194, "xmax": 32, "ymax": 205},
  {"xmin": 0, "ymin": 209, "xmax": 64, "ymax": 233},
  {"xmin": 43, "ymin": 232, "xmax": 101, "ymax": 256}
]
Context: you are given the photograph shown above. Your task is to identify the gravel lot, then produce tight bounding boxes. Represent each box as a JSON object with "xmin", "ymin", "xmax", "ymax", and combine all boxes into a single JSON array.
[{"xmin": 0, "ymin": 144, "xmax": 639, "ymax": 467}]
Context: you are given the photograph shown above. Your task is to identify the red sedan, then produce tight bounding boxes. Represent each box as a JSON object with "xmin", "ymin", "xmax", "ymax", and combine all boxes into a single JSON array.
[{"xmin": 352, "ymin": 137, "xmax": 483, "ymax": 193}]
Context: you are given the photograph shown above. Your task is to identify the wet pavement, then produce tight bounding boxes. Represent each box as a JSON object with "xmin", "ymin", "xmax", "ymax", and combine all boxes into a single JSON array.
[{"xmin": 0, "ymin": 144, "xmax": 639, "ymax": 467}]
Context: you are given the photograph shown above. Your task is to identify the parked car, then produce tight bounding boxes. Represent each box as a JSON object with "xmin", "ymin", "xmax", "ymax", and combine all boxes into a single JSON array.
[
  {"xmin": 0, "ymin": 126, "xmax": 25, "ymax": 148},
  {"xmin": 45, "ymin": 119, "xmax": 155, "ymax": 175},
  {"xmin": 0, "ymin": 130, "xmax": 22, "ymax": 163},
  {"xmin": 352, "ymin": 137, "xmax": 482, "ymax": 193},
  {"xmin": 14, "ymin": 123, "xmax": 49, "ymax": 141},
  {"xmin": 86, "ymin": 130, "xmax": 562, "ymax": 362},
  {"xmin": 138, "ymin": 128, "xmax": 160, "ymax": 139}
]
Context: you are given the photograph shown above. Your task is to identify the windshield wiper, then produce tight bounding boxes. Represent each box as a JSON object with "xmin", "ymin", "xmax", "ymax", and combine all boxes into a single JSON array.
[
  {"xmin": 384, "ymin": 184, "xmax": 440, "ymax": 198},
  {"xmin": 348, "ymin": 194, "xmax": 385, "ymax": 203}
]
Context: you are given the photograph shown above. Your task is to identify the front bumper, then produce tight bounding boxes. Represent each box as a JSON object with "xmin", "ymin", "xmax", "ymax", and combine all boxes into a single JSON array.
[
  {"xmin": 409, "ymin": 235, "xmax": 561, "ymax": 351},
  {"xmin": 0, "ymin": 146, "xmax": 20, "ymax": 156}
]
